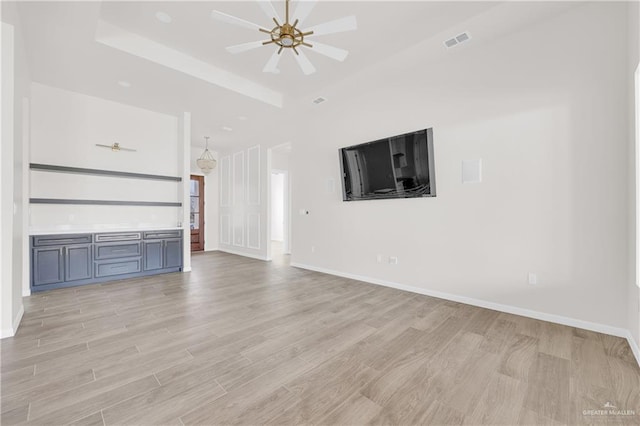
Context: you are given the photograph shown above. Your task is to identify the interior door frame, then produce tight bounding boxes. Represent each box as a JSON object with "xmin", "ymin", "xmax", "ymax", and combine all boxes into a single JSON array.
[{"xmin": 190, "ymin": 174, "xmax": 205, "ymax": 252}]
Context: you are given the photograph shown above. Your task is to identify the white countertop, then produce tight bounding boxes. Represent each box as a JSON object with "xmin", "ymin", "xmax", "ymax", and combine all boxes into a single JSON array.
[{"xmin": 29, "ymin": 226, "xmax": 184, "ymax": 236}]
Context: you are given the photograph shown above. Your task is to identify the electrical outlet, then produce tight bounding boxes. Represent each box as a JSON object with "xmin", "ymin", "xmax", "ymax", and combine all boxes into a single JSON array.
[
  {"xmin": 528, "ymin": 273, "xmax": 537, "ymax": 285},
  {"xmin": 377, "ymin": 254, "xmax": 383, "ymax": 264},
  {"xmin": 389, "ymin": 256, "xmax": 398, "ymax": 265},
  {"xmin": 311, "ymin": 246, "xmax": 316, "ymax": 253}
]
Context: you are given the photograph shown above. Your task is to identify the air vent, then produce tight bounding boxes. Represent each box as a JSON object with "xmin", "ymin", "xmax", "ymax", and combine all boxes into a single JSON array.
[
  {"xmin": 444, "ymin": 32, "xmax": 471, "ymax": 48},
  {"xmin": 444, "ymin": 38, "xmax": 458, "ymax": 48},
  {"xmin": 456, "ymin": 33, "xmax": 470, "ymax": 43},
  {"xmin": 313, "ymin": 96, "xmax": 327, "ymax": 105}
]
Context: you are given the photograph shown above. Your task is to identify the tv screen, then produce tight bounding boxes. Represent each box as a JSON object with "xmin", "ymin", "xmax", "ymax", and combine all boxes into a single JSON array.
[{"xmin": 339, "ymin": 128, "xmax": 436, "ymax": 201}]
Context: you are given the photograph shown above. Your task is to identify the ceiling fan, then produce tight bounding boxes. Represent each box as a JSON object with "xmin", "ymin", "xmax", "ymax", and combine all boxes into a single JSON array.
[
  {"xmin": 95, "ymin": 143, "xmax": 136, "ymax": 152},
  {"xmin": 212, "ymin": 0, "xmax": 357, "ymax": 75}
]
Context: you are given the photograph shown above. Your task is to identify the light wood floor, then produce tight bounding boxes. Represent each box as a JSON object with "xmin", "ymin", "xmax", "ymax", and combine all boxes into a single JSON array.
[{"xmin": 2, "ymin": 251, "xmax": 639, "ymax": 425}]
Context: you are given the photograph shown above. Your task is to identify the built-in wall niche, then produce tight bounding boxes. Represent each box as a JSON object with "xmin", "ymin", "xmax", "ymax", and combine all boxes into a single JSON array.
[{"xmin": 29, "ymin": 163, "xmax": 183, "ymax": 231}]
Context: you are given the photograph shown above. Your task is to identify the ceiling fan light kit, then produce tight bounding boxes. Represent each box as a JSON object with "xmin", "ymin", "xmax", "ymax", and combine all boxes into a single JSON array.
[{"xmin": 212, "ymin": 0, "xmax": 357, "ymax": 75}]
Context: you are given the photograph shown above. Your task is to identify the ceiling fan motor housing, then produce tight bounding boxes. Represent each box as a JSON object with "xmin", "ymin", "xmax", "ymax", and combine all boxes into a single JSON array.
[{"xmin": 270, "ymin": 23, "xmax": 305, "ymax": 50}]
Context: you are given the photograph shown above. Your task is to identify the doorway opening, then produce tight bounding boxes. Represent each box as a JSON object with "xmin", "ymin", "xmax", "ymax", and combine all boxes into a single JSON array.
[
  {"xmin": 190, "ymin": 175, "xmax": 205, "ymax": 252},
  {"xmin": 271, "ymin": 170, "xmax": 289, "ymax": 258},
  {"xmin": 268, "ymin": 143, "xmax": 292, "ymax": 263}
]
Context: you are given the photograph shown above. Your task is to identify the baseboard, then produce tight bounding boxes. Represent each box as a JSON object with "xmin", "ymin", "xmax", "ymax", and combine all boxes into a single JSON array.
[
  {"xmin": 0, "ymin": 327, "xmax": 14, "ymax": 339},
  {"xmin": 626, "ymin": 332, "xmax": 640, "ymax": 367},
  {"xmin": 1, "ymin": 303, "xmax": 24, "ymax": 339},
  {"xmin": 218, "ymin": 248, "xmax": 268, "ymax": 261},
  {"xmin": 291, "ymin": 262, "xmax": 630, "ymax": 339},
  {"xmin": 182, "ymin": 267, "xmax": 192, "ymax": 272},
  {"xmin": 13, "ymin": 304, "xmax": 24, "ymax": 335}
]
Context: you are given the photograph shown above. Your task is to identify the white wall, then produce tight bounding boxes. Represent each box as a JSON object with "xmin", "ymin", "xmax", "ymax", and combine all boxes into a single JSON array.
[
  {"xmin": 29, "ymin": 83, "xmax": 182, "ymax": 232},
  {"xmin": 190, "ymin": 146, "xmax": 219, "ymax": 251},
  {"xmin": 1, "ymin": 21, "xmax": 17, "ymax": 337},
  {"xmin": 628, "ymin": 1, "xmax": 640, "ymax": 352},
  {"xmin": 218, "ymin": 145, "xmax": 268, "ymax": 260},
  {"xmin": 272, "ymin": 150, "xmax": 290, "ymax": 171},
  {"xmin": 1, "ymin": 1, "xmax": 31, "ymax": 337},
  {"xmin": 178, "ymin": 112, "xmax": 191, "ymax": 272},
  {"xmin": 291, "ymin": 3, "xmax": 630, "ymax": 332}
]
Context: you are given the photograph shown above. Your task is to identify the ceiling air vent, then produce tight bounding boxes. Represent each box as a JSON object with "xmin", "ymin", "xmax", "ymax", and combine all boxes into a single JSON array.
[
  {"xmin": 444, "ymin": 38, "xmax": 458, "ymax": 48},
  {"xmin": 313, "ymin": 96, "xmax": 327, "ymax": 105},
  {"xmin": 444, "ymin": 32, "xmax": 471, "ymax": 48},
  {"xmin": 456, "ymin": 33, "xmax": 470, "ymax": 43}
]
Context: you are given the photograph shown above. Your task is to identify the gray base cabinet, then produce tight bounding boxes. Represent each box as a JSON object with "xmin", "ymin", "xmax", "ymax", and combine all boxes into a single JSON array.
[
  {"xmin": 143, "ymin": 238, "xmax": 183, "ymax": 271},
  {"xmin": 95, "ymin": 258, "xmax": 142, "ymax": 278},
  {"xmin": 143, "ymin": 240, "xmax": 164, "ymax": 271},
  {"xmin": 31, "ymin": 230, "xmax": 183, "ymax": 292},
  {"xmin": 32, "ymin": 246, "xmax": 65, "ymax": 286},
  {"xmin": 164, "ymin": 239, "xmax": 182, "ymax": 269},
  {"xmin": 65, "ymin": 244, "xmax": 92, "ymax": 282}
]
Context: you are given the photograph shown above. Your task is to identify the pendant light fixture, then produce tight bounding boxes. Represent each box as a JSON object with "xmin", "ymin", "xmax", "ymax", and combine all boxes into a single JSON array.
[{"xmin": 197, "ymin": 136, "xmax": 217, "ymax": 174}]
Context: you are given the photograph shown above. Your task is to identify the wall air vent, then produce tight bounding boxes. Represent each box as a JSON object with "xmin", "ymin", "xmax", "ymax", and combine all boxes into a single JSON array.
[
  {"xmin": 444, "ymin": 32, "xmax": 471, "ymax": 48},
  {"xmin": 313, "ymin": 97, "xmax": 327, "ymax": 105}
]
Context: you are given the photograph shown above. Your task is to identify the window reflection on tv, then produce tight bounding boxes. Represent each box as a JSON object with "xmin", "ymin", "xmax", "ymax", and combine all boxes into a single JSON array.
[{"xmin": 339, "ymin": 128, "xmax": 436, "ymax": 201}]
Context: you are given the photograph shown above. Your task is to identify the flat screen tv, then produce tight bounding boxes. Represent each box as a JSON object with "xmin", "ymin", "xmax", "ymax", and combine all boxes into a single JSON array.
[{"xmin": 339, "ymin": 128, "xmax": 436, "ymax": 201}]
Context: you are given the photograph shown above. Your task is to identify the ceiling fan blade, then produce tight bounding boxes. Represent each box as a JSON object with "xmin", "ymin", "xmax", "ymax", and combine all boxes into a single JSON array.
[
  {"xmin": 226, "ymin": 40, "xmax": 265, "ymax": 54},
  {"xmin": 292, "ymin": 0, "xmax": 317, "ymax": 26},
  {"xmin": 306, "ymin": 15, "xmax": 357, "ymax": 36},
  {"xmin": 263, "ymin": 50, "xmax": 282, "ymax": 73},
  {"xmin": 257, "ymin": 0, "xmax": 281, "ymax": 23},
  {"xmin": 95, "ymin": 143, "xmax": 136, "ymax": 152},
  {"xmin": 294, "ymin": 49, "xmax": 316, "ymax": 75},
  {"xmin": 308, "ymin": 41, "xmax": 348, "ymax": 61},
  {"xmin": 211, "ymin": 10, "xmax": 264, "ymax": 31}
]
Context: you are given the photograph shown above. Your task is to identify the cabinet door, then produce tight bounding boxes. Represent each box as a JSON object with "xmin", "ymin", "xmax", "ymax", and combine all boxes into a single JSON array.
[
  {"xmin": 65, "ymin": 244, "xmax": 92, "ymax": 282},
  {"xmin": 143, "ymin": 241, "xmax": 164, "ymax": 271},
  {"xmin": 164, "ymin": 239, "xmax": 182, "ymax": 269},
  {"xmin": 33, "ymin": 246, "xmax": 64, "ymax": 286}
]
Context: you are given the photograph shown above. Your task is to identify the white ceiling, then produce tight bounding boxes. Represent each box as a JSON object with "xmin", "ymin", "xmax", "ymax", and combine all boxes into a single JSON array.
[{"xmin": 11, "ymin": 1, "xmax": 578, "ymax": 150}]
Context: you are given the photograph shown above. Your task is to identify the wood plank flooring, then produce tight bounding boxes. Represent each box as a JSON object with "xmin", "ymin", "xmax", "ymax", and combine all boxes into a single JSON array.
[{"xmin": 1, "ymin": 251, "xmax": 639, "ymax": 425}]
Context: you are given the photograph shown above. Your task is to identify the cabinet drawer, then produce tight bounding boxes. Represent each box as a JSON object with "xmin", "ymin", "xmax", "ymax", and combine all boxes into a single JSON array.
[
  {"xmin": 95, "ymin": 242, "xmax": 142, "ymax": 260},
  {"xmin": 95, "ymin": 232, "xmax": 142, "ymax": 242},
  {"xmin": 33, "ymin": 234, "xmax": 92, "ymax": 247},
  {"xmin": 94, "ymin": 259, "xmax": 141, "ymax": 278},
  {"xmin": 143, "ymin": 230, "xmax": 182, "ymax": 239}
]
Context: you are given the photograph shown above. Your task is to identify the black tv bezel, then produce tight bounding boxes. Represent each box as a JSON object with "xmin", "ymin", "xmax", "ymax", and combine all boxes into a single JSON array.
[{"xmin": 339, "ymin": 128, "xmax": 436, "ymax": 202}]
